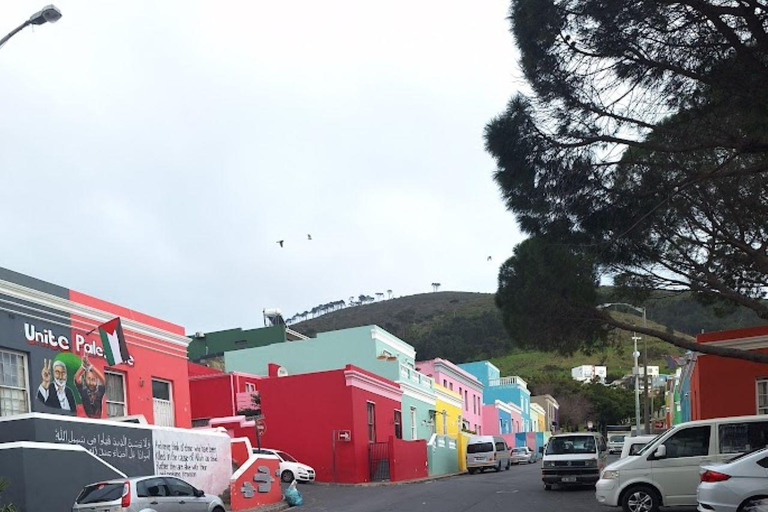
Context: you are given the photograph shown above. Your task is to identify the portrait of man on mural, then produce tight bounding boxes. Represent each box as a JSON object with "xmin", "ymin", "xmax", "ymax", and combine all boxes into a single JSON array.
[
  {"xmin": 37, "ymin": 359, "xmax": 76, "ymax": 413},
  {"xmin": 75, "ymin": 354, "xmax": 107, "ymax": 418}
]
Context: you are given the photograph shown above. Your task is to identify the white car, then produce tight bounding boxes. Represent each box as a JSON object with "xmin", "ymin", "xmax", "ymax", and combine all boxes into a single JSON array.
[
  {"xmin": 511, "ymin": 446, "xmax": 535, "ymax": 464},
  {"xmin": 697, "ymin": 447, "xmax": 768, "ymax": 512},
  {"xmin": 254, "ymin": 448, "xmax": 316, "ymax": 483},
  {"xmin": 619, "ymin": 435, "xmax": 657, "ymax": 459}
]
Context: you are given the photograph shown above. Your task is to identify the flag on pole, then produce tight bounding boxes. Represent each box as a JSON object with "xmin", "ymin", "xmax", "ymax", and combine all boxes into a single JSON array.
[{"xmin": 98, "ymin": 317, "xmax": 130, "ymax": 366}]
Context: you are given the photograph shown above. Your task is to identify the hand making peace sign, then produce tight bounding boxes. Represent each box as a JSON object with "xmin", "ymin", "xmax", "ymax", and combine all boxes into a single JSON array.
[{"xmin": 41, "ymin": 358, "xmax": 51, "ymax": 389}]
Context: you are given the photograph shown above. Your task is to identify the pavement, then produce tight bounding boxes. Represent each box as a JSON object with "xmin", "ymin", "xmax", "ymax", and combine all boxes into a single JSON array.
[{"xmin": 288, "ymin": 459, "xmax": 700, "ymax": 512}]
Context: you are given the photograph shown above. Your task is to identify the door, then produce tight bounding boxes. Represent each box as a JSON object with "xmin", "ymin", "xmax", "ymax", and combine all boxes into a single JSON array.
[
  {"xmin": 136, "ymin": 477, "xmax": 178, "ymax": 512},
  {"xmin": 152, "ymin": 379, "xmax": 175, "ymax": 427},
  {"xmin": 650, "ymin": 425, "xmax": 712, "ymax": 506},
  {"xmin": 164, "ymin": 477, "xmax": 208, "ymax": 512}
]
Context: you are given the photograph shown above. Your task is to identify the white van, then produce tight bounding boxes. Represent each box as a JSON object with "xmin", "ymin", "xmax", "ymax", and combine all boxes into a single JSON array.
[
  {"xmin": 466, "ymin": 435, "xmax": 512, "ymax": 473},
  {"xmin": 619, "ymin": 435, "xmax": 657, "ymax": 459},
  {"xmin": 595, "ymin": 415, "xmax": 768, "ymax": 512},
  {"xmin": 541, "ymin": 432, "xmax": 608, "ymax": 489}
]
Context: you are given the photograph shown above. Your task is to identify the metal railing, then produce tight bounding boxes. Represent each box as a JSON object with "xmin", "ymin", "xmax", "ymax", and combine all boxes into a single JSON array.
[
  {"xmin": 488, "ymin": 376, "xmax": 528, "ymax": 389},
  {"xmin": 399, "ymin": 364, "xmax": 434, "ymax": 389}
]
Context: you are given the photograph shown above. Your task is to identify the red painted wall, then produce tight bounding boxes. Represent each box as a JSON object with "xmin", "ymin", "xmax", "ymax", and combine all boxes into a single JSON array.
[
  {"xmin": 257, "ymin": 366, "xmax": 401, "ymax": 483},
  {"xmin": 389, "ymin": 437, "xmax": 428, "ymax": 482},
  {"xmin": 190, "ymin": 374, "xmax": 237, "ymax": 421},
  {"xmin": 691, "ymin": 349, "xmax": 768, "ymax": 420},
  {"xmin": 67, "ymin": 291, "xmax": 192, "ymax": 427},
  {"xmin": 189, "ymin": 362, "xmax": 225, "ymax": 377}
]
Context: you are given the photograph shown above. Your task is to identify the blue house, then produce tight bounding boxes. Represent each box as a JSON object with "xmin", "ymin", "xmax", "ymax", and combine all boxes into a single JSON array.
[{"xmin": 459, "ymin": 361, "xmax": 532, "ymax": 432}]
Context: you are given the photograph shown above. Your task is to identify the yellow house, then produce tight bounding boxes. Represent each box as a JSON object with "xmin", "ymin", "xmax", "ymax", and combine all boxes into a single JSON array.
[
  {"xmin": 434, "ymin": 384, "xmax": 466, "ymax": 471},
  {"xmin": 530, "ymin": 402, "xmax": 547, "ymax": 433}
]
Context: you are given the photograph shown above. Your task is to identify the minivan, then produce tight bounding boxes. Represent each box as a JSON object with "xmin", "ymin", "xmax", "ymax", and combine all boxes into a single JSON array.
[
  {"xmin": 595, "ymin": 415, "xmax": 768, "ymax": 512},
  {"xmin": 541, "ymin": 432, "xmax": 608, "ymax": 489},
  {"xmin": 466, "ymin": 435, "xmax": 512, "ymax": 473}
]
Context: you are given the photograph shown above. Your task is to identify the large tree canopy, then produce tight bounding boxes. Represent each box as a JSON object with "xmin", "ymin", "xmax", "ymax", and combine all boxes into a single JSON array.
[{"xmin": 487, "ymin": 0, "xmax": 768, "ymax": 362}]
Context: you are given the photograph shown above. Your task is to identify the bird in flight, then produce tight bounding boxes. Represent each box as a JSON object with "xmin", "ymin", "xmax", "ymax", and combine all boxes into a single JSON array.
[
  {"xmin": 277, "ymin": 240, "xmax": 284, "ymax": 248},
  {"xmin": 307, "ymin": 234, "xmax": 312, "ymax": 240},
  {"xmin": 487, "ymin": 256, "xmax": 492, "ymax": 261}
]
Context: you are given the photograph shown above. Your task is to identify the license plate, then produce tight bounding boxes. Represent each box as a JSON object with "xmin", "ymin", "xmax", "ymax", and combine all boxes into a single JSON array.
[
  {"xmin": 475, "ymin": 457, "xmax": 485, "ymax": 461},
  {"xmin": 561, "ymin": 477, "xmax": 577, "ymax": 483}
]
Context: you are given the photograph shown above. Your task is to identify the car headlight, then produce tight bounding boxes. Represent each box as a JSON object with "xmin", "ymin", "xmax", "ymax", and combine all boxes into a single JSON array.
[
  {"xmin": 602, "ymin": 470, "xmax": 620, "ymax": 480},
  {"xmin": 544, "ymin": 461, "xmax": 556, "ymax": 468},
  {"xmin": 584, "ymin": 459, "xmax": 597, "ymax": 467}
]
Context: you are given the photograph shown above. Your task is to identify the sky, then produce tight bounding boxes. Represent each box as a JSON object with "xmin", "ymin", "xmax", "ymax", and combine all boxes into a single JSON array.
[{"xmin": 0, "ymin": 1, "xmax": 525, "ymax": 333}]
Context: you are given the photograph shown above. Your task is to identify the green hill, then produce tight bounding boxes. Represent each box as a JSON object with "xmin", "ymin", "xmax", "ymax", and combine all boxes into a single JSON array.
[{"xmin": 291, "ymin": 290, "xmax": 764, "ymax": 383}]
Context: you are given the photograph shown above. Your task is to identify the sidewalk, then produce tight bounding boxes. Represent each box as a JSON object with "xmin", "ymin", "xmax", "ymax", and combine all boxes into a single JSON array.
[{"xmin": 227, "ymin": 501, "xmax": 290, "ymax": 512}]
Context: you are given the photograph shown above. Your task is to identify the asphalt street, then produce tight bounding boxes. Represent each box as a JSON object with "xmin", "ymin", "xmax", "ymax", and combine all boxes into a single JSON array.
[{"xmin": 293, "ymin": 460, "xmax": 700, "ymax": 512}]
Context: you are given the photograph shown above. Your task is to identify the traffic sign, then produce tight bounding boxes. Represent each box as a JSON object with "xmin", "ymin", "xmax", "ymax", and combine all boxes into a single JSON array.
[
  {"xmin": 337, "ymin": 430, "xmax": 351, "ymax": 442},
  {"xmin": 256, "ymin": 418, "xmax": 267, "ymax": 436}
]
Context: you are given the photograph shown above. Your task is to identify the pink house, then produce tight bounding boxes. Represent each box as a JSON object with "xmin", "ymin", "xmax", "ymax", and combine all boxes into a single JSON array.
[{"xmin": 416, "ymin": 358, "xmax": 484, "ymax": 434}]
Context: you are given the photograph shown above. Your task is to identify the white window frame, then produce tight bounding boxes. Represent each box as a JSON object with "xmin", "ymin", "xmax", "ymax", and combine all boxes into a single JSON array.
[
  {"xmin": 442, "ymin": 410, "xmax": 447, "ymax": 435},
  {"xmin": 104, "ymin": 370, "xmax": 127, "ymax": 418},
  {"xmin": 410, "ymin": 406, "xmax": 417, "ymax": 440},
  {"xmin": 245, "ymin": 382, "xmax": 256, "ymax": 393},
  {"xmin": 757, "ymin": 378, "xmax": 768, "ymax": 415},
  {"xmin": 0, "ymin": 348, "xmax": 30, "ymax": 417}
]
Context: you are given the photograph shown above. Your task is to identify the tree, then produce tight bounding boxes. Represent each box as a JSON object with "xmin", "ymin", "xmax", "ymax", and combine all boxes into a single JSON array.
[{"xmin": 486, "ymin": 0, "xmax": 768, "ymax": 363}]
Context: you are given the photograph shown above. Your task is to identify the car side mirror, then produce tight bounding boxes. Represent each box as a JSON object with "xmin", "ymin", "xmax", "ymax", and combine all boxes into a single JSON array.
[
  {"xmin": 194, "ymin": 488, "xmax": 205, "ymax": 498},
  {"xmin": 653, "ymin": 445, "xmax": 667, "ymax": 459}
]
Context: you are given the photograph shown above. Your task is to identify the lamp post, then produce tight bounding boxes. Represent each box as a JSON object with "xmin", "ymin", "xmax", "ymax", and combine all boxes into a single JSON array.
[
  {"xmin": 631, "ymin": 333, "xmax": 642, "ymax": 436},
  {"xmin": 598, "ymin": 302, "xmax": 650, "ymax": 434},
  {"xmin": 0, "ymin": 5, "xmax": 62, "ymax": 49}
]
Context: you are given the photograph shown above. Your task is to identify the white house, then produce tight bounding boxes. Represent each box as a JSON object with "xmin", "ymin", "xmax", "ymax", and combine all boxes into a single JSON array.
[{"xmin": 571, "ymin": 365, "xmax": 607, "ymax": 383}]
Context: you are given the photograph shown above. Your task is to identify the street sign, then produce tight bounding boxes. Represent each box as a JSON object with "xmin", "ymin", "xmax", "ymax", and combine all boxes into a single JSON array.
[
  {"xmin": 337, "ymin": 430, "xmax": 351, "ymax": 442},
  {"xmin": 256, "ymin": 418, "xmax": 267, "ymax": 436}
]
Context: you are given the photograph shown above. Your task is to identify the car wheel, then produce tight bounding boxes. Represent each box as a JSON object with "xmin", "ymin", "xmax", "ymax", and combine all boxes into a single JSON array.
[
  {"xmin": 281, "ymin": 470, "xmax": 295, "ymax": 483},
  {"xmin": 544, "ymin": 484, "xmax": 552, "ymax": 491},
  {"xmin": 212, "ymin": 507, "xmax": 225, "ymax": 512},
  {"xmin": 505, "ymin": 460, "xmax": 511, "ymax": 470},
  {"xmin": 621, "ymin": 485, "xmax": 660, "ymax": 512},
  {"xmin": 468, "ymin": 468, "xmax": 478, "ymax": 475},
  {"xmin": 738, "ymin": 497, "xmax": 768, "ymax": 512},
  {"xmin": 495, "ymin": 461, "xmax": 502, "ymax": 472}
]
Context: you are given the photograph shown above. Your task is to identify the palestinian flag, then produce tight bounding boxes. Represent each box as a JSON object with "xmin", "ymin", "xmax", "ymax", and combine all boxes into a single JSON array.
[{"xmin": 98, "ymin": 317, "xmax": 131, "ymax": 366}]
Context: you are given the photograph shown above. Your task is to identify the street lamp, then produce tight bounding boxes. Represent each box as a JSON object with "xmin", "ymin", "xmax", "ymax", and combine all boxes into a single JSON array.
[
  {"xmin": 598, "ymin": 302, "xmax": 650, "ymax": 435},
  {"xmin": 0, "ymin": 5, "xmax": 62, "ymax": 49}
]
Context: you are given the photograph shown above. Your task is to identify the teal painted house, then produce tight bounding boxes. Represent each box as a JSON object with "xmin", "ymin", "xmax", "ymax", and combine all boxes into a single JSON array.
[{"xmin": 224, "ymin": 325, "xmax": 437, "ymax": 442}]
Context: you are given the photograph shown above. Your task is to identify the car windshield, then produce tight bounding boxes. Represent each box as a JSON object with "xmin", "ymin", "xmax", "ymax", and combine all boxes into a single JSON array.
[
  {"xmin": 467, "ymin": 442, "xmax": 494, "ymax": 453},
  {"xmin": 609, "ymin": 435, "xmax": 626, "ymax": 442},
  {"xmin": 634, "ymin": 433, "xmax": 666, "ymax": 456},
  {"xmin": 546, "ymin": 436, "xmax": 597, "ymax": 455},
  {"xmin": 277, "ymin": 451, "xmax": 298, "ymax": 462},
  {"xmin": 76, "ymin": 483, "xmax": 124, "ymax": 504}
]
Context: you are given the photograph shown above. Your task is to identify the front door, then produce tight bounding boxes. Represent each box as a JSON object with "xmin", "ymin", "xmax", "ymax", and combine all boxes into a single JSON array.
[
  {"xmin": 164, "ymin": 477, "xmax": 208, "ymax": 512},
  {"xmin": 650, "ymin": 425, "xmax": 712, "ymax": 506}
]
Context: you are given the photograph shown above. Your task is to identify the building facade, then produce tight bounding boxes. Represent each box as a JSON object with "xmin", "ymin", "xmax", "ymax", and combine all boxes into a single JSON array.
[
  {"xmin": 690, "ymin": 325, "xmax": 768, "ymax": 420},
  {"xmin": 188, "ymin": 363, "xmax": 263, "ymax": 426},
  {"xmin": 460, "ymin": 361, "xmax": 532, "ymax": 432},
  {"xmin": 531, "ymin": 394, "xmax": 560, "ymax": 432},
  {"xmin": 571, "ymin": 365, "xmax": 607, "ymax": 383},
  {"xmin": 0, "ymin": 267, "xmax": 191, "ymax": 426},
  {"xmin": 417, "ymin": 358, "xmax": 484, "ymax": 434},
  {"xmin": 222, "ymin": 325, "xmax": 437, "ymax": 442},
  {"xmin": 530, "ymin": 402, "xmax": 546, "ymax": 432}
]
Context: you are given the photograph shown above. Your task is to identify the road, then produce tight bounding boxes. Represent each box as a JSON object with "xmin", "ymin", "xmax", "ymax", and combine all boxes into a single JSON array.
[{"xmin": 293, "ymin": 460, "xmax": 699, "ymax": 512}]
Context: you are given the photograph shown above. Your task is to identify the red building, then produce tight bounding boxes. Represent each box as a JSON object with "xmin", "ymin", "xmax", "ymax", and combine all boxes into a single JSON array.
[
  {"xmin": 189, "ymin": 363, "xmax": 263, "ymax": 426},
  {"xmin": 0, "ymin": 267, "xmax": 192, "ymax": 427},
  {"xmin": 203, "ymin": 365, "xmax": 428, "ymax": 483},
  {"xmin": 691, "ymin": 325, "xmax": 768, "ymax": 420}
]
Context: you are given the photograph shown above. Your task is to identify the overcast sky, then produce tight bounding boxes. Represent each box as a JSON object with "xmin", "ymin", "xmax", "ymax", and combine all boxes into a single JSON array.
[{"xmin": 1, "ymin": 1, "xmax": 525, "ymax": 333}]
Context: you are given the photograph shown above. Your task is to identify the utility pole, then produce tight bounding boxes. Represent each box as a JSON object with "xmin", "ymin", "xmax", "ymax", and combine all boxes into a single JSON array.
[
  {"xmin": 643, "ymin": 308, "xmax": 650, "ymax": 434},
  {"xmin": 631, "ymin": 333, "xmax": 642, "ymax": 436}
]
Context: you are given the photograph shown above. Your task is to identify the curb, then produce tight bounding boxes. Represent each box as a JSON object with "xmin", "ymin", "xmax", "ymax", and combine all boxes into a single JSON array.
[
  {"xmin": 313, "ymin": 471, "xmax": 465, "ymax": 488},
  {"xmin": 228, "ymin": 502, "xmax": 291, "ymax": 512}
]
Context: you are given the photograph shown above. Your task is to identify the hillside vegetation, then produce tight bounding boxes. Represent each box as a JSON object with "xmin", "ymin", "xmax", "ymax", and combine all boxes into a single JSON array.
[{"xmin": 292, "ymin": 289, "xmax": 763, "ymax": 382}]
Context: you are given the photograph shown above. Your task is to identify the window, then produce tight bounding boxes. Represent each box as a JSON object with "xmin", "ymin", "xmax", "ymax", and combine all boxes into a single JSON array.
[
  {"xmin": 105, "ymin": 371, "xmax": 126, "ymax": 417},
  {"xmin": 442, "ymin": 410, "xmax": 447, "ymax": 435},
  {"xmin": 465, "ymin": 390, "xmax": 469, "ymax": 412},
  {"xmin": 410, "ymin": 406, "xmax": 417, "ymax": 440},
  {"xmin": 662, "ymin": 426, "xmax": 711, "ymax": 459},
  {"xmin": 719, "ymin": 422, "xmax": 768, "ymax": 454},
  {"xmin": 137, "ymin": 477, "xmax": 170, "ymax": 497},
  {"xmin": 192, "ymin": 418, "xmax": 210, "ymax": 428},
  {"xmin": 758, "ymin": 379, "xmax": 768, "ymax": 414},
  {"xmin": 152, "ymin": 379, "xmax": 174, "ymax": 427},
  {"xmin": 449, "ymin": 382, "xmax": 453, "ymax": 391},
  {"xmin": 394, "ymin": 410, "xmax": 402, "ymax": 439},
  {"xmin": 245, "ymin": 382, "xmax": 256, "ymax": 393},
  {"xmin": 443, "ymin": 379, "xmax": 447, "ymax": 387},
  {"xmin": 495, "ymin": 441, "xmax": 506, "ymax": 451},
  {"xmin": 164, "ymin": 477, "xmax": 195, "ymax": 497},
  {"xmin": 367, "ymin": 402, "xmax": 376, "ymax": 442},
  {"xmin": 0, "ymin": 349, "xmax": 29, "ymax": 417}
]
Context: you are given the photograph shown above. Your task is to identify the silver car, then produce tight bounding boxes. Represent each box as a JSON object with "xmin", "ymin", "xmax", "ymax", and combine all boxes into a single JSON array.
[
  {"xmin": 72, "ymin": 475, "xmax": 225, "ymax": 512},
  {"xmin": 510, "ymin": 446, "xmax": 535, "ymax": 464}
]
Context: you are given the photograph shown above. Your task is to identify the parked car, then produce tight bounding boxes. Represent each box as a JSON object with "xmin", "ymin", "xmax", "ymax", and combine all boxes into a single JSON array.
[
  {"xmin": 511, "ymin": 446, "xmax": 536, "ymax": 464},
  {"xmin": 608, "ymin": 431, "xmax": 631, "ymax": 455},
  {"xmin": 254, "ymin": 448, "xmax": 316, "ymax": 483},
  {"xmin": 541, "ymin": 432, "xmax": 608, "ymax": 490},
  {"xmin": 73, "ymin": 475, "xmax": 224, "ymax": 512},
  {"xmin": 466, "ymin": 435, "xmax": 512, "ymax": 473},
  {"xmin": 619, "ymin": 435, "xmax": 657, "ymax": 459},
  {"xmin": 595, "ymin": 415, "xmax": 768, "ymax": 512},
  {"xmin": 697, "ymin": 447, "xmax": 768, "ymax": 512}
]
